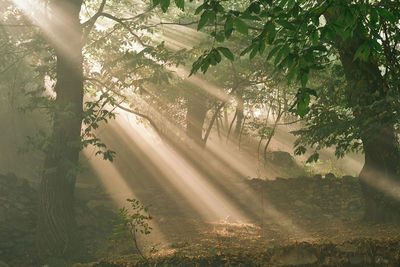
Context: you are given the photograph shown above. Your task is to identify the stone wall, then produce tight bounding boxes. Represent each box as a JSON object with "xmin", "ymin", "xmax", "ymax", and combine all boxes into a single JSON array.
[{"xmin": 0, "ymin": 173, "xmax": 38, "ymax": 266}]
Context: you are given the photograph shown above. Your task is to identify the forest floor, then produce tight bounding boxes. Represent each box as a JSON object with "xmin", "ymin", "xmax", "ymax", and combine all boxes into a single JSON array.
[
  {"xmin": 2, "ymin": 117, "xmax": 397, "ymax": 266},
  {"xmin": 71, "ymin": 175, "xmax": 400, "ymax": 267},
  {"xmin": 67, "ymin": 119, "xmax": 399, "ymax": 266}
]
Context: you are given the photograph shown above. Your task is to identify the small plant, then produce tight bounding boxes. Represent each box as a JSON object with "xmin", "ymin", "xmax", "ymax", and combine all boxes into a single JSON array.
[{"xmin": 112, "ymin": 198, "xmax": 152, "ymax": 260}]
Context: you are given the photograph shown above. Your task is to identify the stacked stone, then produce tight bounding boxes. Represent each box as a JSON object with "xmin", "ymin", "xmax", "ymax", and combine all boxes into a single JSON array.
[
  {"xmin": 0, "ymin": 173, "xmax": 38, "ymax": 266},
  {"xmin": 248, "ymin": 174, "xmax": 364, "ymax": 222}
]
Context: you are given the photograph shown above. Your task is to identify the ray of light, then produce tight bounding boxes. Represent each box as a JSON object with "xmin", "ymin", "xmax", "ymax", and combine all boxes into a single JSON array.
[
  {"xmin": 112, "ymin": 109, "xmax": 249, "ymax": 222},
  {"xmin": 360, "ymin": 169, "xmax": 400, "ymax": 201},
  {"xmin": 105, "ymin": 97, "xmax": 310, "ymax": 238},
  {"xmin": 83, "ymin": 145, "xmax": 168, "ymax": 246},
  {"xmin": 11, "ymin": 0, "xmax": 82, "ymax": 59}
]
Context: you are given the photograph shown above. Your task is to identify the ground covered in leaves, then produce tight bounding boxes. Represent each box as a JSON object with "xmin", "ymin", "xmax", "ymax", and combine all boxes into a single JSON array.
[
  {"xmin": 2, "ymin": 172, "xmax": 400, "ymax": 266},
  {"xmin": 80, "ymin": 238, "xmax": 400, "ymax": 266},
  {"xmin": 72, "ymin": 174, "xmax": 400, "ymax": 266}
]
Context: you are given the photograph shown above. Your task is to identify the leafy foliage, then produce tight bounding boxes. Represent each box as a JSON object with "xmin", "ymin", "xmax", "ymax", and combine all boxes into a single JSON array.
[
  {"xmin": 82, "ymin": 91, "xmax": 117, "ymax": 161},
  {"xmin": 152, "ymin": 0, "xmax": 400, "ymax": 163},
  {"xmin": 112, "ymin": 198, "xmax": 153, "ymax": 259}
]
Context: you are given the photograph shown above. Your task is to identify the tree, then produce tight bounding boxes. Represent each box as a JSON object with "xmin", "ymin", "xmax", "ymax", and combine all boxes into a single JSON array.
[
  {"xmin": 0, "ymin": 6, "xmax": 50, "ymax": 176},
  {"xmin": 34, "ymin": 0, "xmax": 84, "ymax": 259},
  {"xmin": 153, "ymin": 0, "xmax": 400, "ymax": 221},
  {"xmin": 7, "ymin": 0, "xmax": 183, "ymax": 261}
]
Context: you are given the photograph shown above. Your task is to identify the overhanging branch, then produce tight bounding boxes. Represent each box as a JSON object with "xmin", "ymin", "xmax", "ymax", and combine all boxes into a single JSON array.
[{"xmin": 85, "ymin": 77, "xmax": 162, "ymax": 136}]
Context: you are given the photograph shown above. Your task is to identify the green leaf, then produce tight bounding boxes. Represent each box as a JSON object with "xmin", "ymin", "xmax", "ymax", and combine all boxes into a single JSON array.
[
  {"xmin": 312, "ymin": 45, "xmax": 327, "ymax": 52},
  {"xmin": 307, "ymin": 88, "xmax": 317, "ymax": 97},
  {"xmin": 190, "ymin": 56, "xmax": 203, "ymax": 76},
  {"xmin": 297, "ymin": 99, "xmax": 307, "ymax": 117},
  {"xmin": 240, "ymin": 45, "xmax": 253, "ymax": 56},
  {"xmin": 353, "ymin": 42, "xmax": 368, "ymax": 61},
  {"xmin": 194, "ymin": 3, "xmax": 206, "ymax": 15},
  {"xmin": 217, "ymin": 47, "xmax": 234, "ymax": 61},
  {"xmin": 240, "ymin": 13, "xmax": 261, "ymax": 21},
  {"xmin": 213, "ymin": 49, "xmax": 222, "ymax": 63},
  {"xmin": 265, "ymin": 21, "xmax": 276, "ymax": 43},
  {"xmin": 294, "ymin": 145, "xmax": 306, "ymax": 155},
  {"xmin": 247, "ymin": 2, "xmax": 260, "ymax": 14},
  {"xmin": 224, "ymin": 16, "xmax": 234, "ymax": 38},
  {"xmin": 276, "ymin": 19, "xmax": 295, "ymax": 31},
  {"xmin": 274, "ymin": 44, "xmax": 290, "ymax": 66},
  {"xmin": 287, "ymin": 65, "xmax": 297, "ymax": 83},
  {"xmin": 267, "ymin": 45, "xmax": 281, "ymax": 60},
  {"xmin": 287, "ymin": 0, "xmax": 295, "ymax": 9},
  {"xmin": 215, "ymin": 34, "xmax": 225, "ymax": 42},
  {"xmin": 377, "ymin": 8, "xmax": 396, "ymax": 23},
  {"xmin": 160, "ymin": 0, "xmax": 170, "ymax": 12},
  {"xmin": 249, "ymin": 46, "xmax": 258, "ymax": 59},
  {"xmin": 362, "ymin": 45, "xmax": 370, "ymax": 61},
  {"xmin": 198, "ymin": 11, "xmax": 214, "ymax": 31},
  {"xmin": 174, "ymin": 0, "xmax": 184, "ymax": 10},
  {"xmin": 278, "ymin": 0, "xmax": 288, "ymax": 8},
  {"xmin": 258, "ymin": 41, "xmax": 266, "ymax": 55},
  {"xmin": 300, "ymin": 73, "xmax": 308, "ymax": 87},
  {"xmin": 306, "ymin": 152, "xmax": 319, "ymax": 163},
  {"xmin": 233, "ymin": 18, "xmax": 248, "ymax": 35}
]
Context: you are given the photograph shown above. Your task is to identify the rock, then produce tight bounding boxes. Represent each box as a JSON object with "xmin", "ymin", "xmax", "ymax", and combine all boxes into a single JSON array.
[
  {"xmin": 313, "ymin": 174, "xmax": 322, "ymax": 180},
  {"xmin": 349, "ymin": 255, "xmax": 365, "ymax": 265},
  {"xmin": 266, "ymin": 151, "xmax": 302, "ymax": 170},
  {"xmin": 337, "ymin": 242, "xmax": 358, "ymax": 253},
  {"xmin": 342, "ymin": 175, "xmax": 356, "ymax": 182},
  {"xmin": 273, "ymin": 247, "xmax": 318, "ymax": 266},
  {"xmin": 375, "ymin": 256, "xmax": 389, "ymax": 264},
  {"xmin": 325, "ymin": 173, "xmax": 336, "ymax": 180},
  {"xmin": 0, "ymin": 207, "xmax": 5, "ymax": 223},
  {"xmin": 44, "ymin": 257, "xmax": 69, "ymax": 267},
  {"xmin": 0, "ymin": 174, "xmax": 38, "ymax": 265},
  {"xmin": 294, "ymin": 200, "xmax": 306, "ymax": 207},
  {"xmin": 224, "ymin": 215, "xmax": 238, "ymax": 224}
]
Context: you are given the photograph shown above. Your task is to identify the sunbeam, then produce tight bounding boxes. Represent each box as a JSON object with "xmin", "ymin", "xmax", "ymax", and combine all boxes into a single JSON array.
[{"xmin": 11, "ymin": 0, "xmax": 82, "ymax": 59}]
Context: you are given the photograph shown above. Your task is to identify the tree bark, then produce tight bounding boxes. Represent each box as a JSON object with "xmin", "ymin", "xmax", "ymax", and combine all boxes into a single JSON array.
[
  {"xmin": 234, "ymin": 93, "xmax": 244, "ymax": 139},
  {"xmin": 37, "ymin": 0, "xmax": 84, "ymax": 259},
  {"xmin": 326, "ymin": 9, "xmax": 400, "ymax": 221},
  {"xmin": 186, "ymin": 86, "xmax": 208, "ymax": 145},
  {"xmin": 360, "ymin": 128, "xmax": 400, "ymax": 221}
]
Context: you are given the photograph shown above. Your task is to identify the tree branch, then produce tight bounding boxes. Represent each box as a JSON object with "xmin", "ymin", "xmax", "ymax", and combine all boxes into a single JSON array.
[
  {"xmin": 84, "ymin": 77, "xmax": 162, "ymax": 136},
  {"xmin": 97, "ymin": 12, "xmax": 151, "ymax": 47},
  {"xmin": 276, "ymin": 118, "xmax": 303, "ymax": 126},
  {"xmin": 81, "ymin": 0, "xmax": 107, "ymax": 45},
  {"xmin": 202, "ymin": 87, "xmax": 238, "ymax": 145},
  {"xmin": 143, "ymin": 21, "xmax": 262, "ymax": 31}
]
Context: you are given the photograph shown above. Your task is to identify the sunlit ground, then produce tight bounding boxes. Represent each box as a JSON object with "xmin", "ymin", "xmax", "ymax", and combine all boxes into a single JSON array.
[
  {"xmin": 77, "ymin": 105, "xmax": 315, "ymax": 254},
  {"xmin": 74, "ymin": 105, "xmax": 400, "ymax": 261}
]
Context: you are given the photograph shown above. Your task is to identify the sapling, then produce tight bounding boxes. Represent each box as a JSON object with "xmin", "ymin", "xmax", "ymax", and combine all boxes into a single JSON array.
[{"xmin": 112, "ymin": 198, "xmax": 152, "ymax": 260}]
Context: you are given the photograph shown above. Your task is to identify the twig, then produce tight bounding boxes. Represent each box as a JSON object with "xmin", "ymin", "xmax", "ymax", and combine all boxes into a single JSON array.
[{"xmin": 85, "ymin": 77, "xmax": 162, "ymax": 136}]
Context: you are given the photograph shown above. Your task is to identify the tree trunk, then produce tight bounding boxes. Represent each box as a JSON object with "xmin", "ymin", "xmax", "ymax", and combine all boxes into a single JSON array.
[
  {"xmin": 360, "ymin": 128, "xmax": 400, "ymax": 222},
  {"xmin": 326, "ymin": 10, "xmax": 400, "ymax": 221},
  {"xmin": 186, "ymin": 87, "xmax": 208, "ymax": 145},
  {"xmin": 234, "ymin": 95, "xmax": 244, "ymax": 139},
  {"xmin": 37, "ymin": 0, "xmax": 84, "ymax": 259}
]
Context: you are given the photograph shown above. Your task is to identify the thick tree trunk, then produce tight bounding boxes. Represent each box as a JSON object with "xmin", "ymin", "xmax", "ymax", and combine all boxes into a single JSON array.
[
  {"xmin": 186, "ymin": 87, "xmax": 208, "ymax": 145},
  {"xmin": 327, "ymin": 10, "xmax": 400, "ymax": 221},
  {"xmin": 37, "ymin": 0, "xmax": 84, "ymax": 259},
  {"xmin": 360, "ymin": 128, "xmax": 400, "ymax": 222}
]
